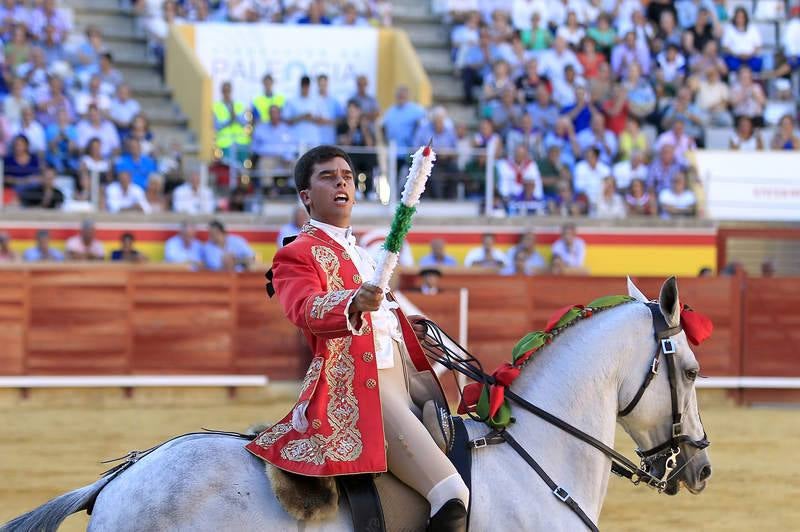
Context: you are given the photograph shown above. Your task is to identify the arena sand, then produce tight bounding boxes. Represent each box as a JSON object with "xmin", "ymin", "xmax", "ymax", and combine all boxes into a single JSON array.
[{"xmin": 0, "ymin": 388, "xmax": 797, "ymax": 531}]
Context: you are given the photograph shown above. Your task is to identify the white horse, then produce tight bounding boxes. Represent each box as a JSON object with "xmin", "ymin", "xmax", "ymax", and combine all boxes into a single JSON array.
[{"xmin": 2, "ymin": 277, "xmax": 711, "ymax": 531}]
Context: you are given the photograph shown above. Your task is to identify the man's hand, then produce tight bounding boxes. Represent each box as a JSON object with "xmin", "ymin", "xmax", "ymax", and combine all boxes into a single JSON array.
[
  {"xmin": 406, "ymin": 314, "xmax": 429, "ymax": 342},
  {"xmin": 348, "ymin": 284, "xmax": 383, "ymax": 330},
  {"xmin": 351, "ymin": 283, "xmax": 383, "ymax": 313}
]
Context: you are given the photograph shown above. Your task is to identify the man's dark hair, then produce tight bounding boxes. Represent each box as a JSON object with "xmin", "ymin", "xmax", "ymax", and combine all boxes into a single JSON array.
[
  {"xmin": 121, "ymin": 232, "xmax": 134, "ymax": 242},
  {"xmin": 300, "ymin": 75, "xmax": 311, "ymax": 87},
  {"xmin": 209, "ymin": 219, "xmax": 226, "ymax": 233},
  {"xmin": 317, "ymin": 73, "xmax": 328, "ymax": 81},
  {"xmin": 293, "ymin": 145, "xmax": 355, "ymax": 205}
]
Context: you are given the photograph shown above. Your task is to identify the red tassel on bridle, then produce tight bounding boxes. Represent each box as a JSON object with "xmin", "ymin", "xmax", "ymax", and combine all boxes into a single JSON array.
[
  {"xmin": 680, "ymin": 304, "xmax": 713, "ymax": 345},
  {"xmin": 457, "ymin": 363, "xmax": 521, "ymax": 417}
]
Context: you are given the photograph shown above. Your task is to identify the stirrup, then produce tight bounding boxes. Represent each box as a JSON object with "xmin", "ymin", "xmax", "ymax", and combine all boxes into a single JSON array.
[{"xmin": 423, "ymin": 400, "xmax": 455, "ymax": 454}]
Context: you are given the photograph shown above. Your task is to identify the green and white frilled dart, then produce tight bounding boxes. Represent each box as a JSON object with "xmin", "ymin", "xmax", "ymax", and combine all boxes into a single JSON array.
[{"xmin": 370, "ymin": 141, "xmax": 436, "ymax": 291}]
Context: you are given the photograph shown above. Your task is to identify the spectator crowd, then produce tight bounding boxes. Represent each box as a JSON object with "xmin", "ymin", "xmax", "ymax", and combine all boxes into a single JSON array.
[
  {"xmin": 444, "ymin": 0, "xmax": 800, "ymax": 218},
  {"xmin": 0, "ymin": 218, "xmax": 255, "ymax": 272},
  {"xmin": 0, "ymin": 215, "xmax": 584, "ymax": 277},
  {"xmin": 5, "ymin": 0, "xmax": 800, "ymax": 222}
]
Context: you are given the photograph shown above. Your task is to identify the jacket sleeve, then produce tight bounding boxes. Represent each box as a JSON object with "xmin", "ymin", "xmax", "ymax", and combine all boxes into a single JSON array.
[{"xmin": 272, "ymin": 244, "xmax": 363, "ymax": 339}]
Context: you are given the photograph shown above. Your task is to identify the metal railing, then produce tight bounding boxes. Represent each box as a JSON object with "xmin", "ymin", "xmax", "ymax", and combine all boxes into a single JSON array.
[
  {"xmin": 212, "ymin": 141, "xmax": 496, "ymax": 213},
  {"xmin": 0, "ymin": 141, "xmax": 497, "ymax": 214}
]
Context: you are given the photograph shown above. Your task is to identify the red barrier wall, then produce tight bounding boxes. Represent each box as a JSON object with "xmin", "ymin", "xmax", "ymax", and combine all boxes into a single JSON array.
[
  {"xmin": 0, "ymin": 266, "xmax": 797, "ymax": 404},
  {"xmin": 400, "ymin": 273, "xmax": 742, "ymax": 378}
]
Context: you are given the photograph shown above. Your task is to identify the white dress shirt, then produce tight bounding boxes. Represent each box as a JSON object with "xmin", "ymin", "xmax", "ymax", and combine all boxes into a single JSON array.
[
  {"xmin": 105, "ymin": 182, "xmax": 151, "ymax": 214},
  {"xmin": 309, "ymin": 219, "xmax": 402, "ymax": 369},
  {"xmin": 172, "ymin": 182, "xmax": 215, "ymax": 215}
]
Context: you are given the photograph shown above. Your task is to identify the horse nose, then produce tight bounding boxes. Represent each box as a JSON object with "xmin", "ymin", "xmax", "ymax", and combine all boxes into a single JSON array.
[{"xmin": 699, "ymin": 465, "xmax": 712, "ymax": 481}]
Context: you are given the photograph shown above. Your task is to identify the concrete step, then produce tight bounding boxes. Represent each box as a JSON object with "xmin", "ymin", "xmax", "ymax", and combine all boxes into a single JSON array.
[
  {"xmin": 136, "ymin": 93, "xmax": 174, "ymax": 110},
  {"xmin": 419, "ymin": 48, "xmax": 455, "ymax": 75},
  {"xmin": 74, "ymin": 19, "xmax": 143, "ymax": 42},
  {"xmin": 151, "ymin": 125, "xmax": 194, "ymax": 145},
  {"xmin": 117, "ymin": 60, "xmax": 159, "ymax": 78},
  {"xmin": 74, "ymin": 14, "xmax": 138, "ymax": 36},
  {"xmin": 106, "ymin": 41, "xmax": 150, "ymax": 62},
  {"xmin": 391, "ymin": 0, "xmax": 433, "ymax": 8},
  {"xmin": 146, "ymin": 111, "xmax": 187, "ymax": 128},
  {"xmin": 127, "ymin": 79, "xmax": 170, "ymax": 97},
  {"xmin": 105, "ymin": 37, "xmax": 147, "ymax": 54},
  {"xmin": 430, "ymin": 74, "xmax": 463, "ymax": 103},
  {"xmin": 399, "ymin": 24, "xmax": 449, "ymax": 48},
  {"xmin": 445, "ymin": 104, "xmax": 478, "ymax": 127},
  {"xmin": 140, "ymin": 99, "xmax": 185, "ymax": 120},
  {"xmin": 392, "ymin": 4, "xmax": 433, "ymax": 20},
  {"xmin": 70, "ymin": 0, "xmax": 135, "ymax": 13}
]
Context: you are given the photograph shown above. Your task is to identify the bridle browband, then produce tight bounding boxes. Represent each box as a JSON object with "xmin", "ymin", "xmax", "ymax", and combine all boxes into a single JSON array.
[{"xmin": 420, "ymin": 301, "xmax": 710, "ymax": 532}]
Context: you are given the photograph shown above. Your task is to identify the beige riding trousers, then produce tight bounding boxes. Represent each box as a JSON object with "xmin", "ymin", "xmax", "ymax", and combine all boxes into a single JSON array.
[{"xmin": 378, "ymin": 341, "xmax": 458, "ymax": 497}]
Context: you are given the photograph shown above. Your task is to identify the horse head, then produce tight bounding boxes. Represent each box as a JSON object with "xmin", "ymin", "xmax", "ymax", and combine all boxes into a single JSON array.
[{"xmin": 621, "ymin": 276, "xmax": 712, "ymax": 495}]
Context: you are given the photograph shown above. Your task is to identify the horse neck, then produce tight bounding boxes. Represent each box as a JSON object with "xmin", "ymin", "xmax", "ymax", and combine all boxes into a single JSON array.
[{"xmin": 503, "ymin": 304, "xmax": 649, "ymax": 518}]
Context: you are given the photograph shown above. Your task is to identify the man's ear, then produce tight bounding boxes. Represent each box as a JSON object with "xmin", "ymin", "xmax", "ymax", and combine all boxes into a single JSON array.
[{"xmin": 299, "ymin": 190, "xmax": 311, "ymax": 209}]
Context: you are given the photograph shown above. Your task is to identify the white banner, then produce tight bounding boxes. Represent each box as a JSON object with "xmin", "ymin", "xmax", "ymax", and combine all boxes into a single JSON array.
[
  {"xmin": 192, "ymin": 23, "xmax": 378, "ymax": 107},
  {"xmin": 694, "ymin": 150, "xmax": 800, "ymax": 221}
]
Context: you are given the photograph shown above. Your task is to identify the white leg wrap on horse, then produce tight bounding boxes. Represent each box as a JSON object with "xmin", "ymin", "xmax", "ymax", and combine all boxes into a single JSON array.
[{"xmin": 426, "ymin": 473, "xmax": 469, "ymax": 517}]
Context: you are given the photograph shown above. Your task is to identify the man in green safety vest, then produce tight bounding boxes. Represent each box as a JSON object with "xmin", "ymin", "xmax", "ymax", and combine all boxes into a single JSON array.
[
  {"xmin": 252, "ymin": 73, "xmax": 286, "ymax": 125},
  {"xmin": 213, "ymin": 80, "xmax": 250, "ymax": 163}
]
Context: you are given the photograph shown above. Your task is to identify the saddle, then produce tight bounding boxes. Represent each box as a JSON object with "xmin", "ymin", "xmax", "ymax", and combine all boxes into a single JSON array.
[{"xmin": 260, "ymin": 410, "xmax": 472, "ymax": 532}]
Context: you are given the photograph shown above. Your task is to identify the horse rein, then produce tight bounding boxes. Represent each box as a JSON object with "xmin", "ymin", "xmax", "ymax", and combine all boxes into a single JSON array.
[{"xmin": 418, "ymin": 301, "xmax": 710, "ymax": 532}]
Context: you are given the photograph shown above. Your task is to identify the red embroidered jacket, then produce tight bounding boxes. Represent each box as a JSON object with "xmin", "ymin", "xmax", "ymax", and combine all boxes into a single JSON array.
[{"xmin": 245, "ymin": 224, "xmax": 440, "ymax": 476}]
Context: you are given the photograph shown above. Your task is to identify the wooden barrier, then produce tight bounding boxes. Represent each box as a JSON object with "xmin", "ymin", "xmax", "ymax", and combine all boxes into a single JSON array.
[
  {"xmin": 0, "ymin": 268, "xmax": 305, "ymax": 380},
  {"xmin": 0, "ymin": 267, "xmax": 798, "ymax": 403},
  {"xmin": 400, "ymin": 273, "xmax": 742, "ymax": 378}
]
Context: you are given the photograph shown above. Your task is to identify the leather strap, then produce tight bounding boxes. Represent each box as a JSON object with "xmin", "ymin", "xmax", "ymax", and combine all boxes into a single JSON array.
[
  {"xmin": 448, "ymin": 416, "xmax": 473, "ymax": 529},
  {"xmin": 337, "ymin": 475, "xmax": 386, "ymax": 532},
  {"xmin": 501, "ymin": 430, "xmax": 599, "ymax": 532}
]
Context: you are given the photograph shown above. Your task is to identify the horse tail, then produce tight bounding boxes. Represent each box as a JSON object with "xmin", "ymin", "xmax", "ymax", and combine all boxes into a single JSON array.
[{"xmin": 0, "ymin": 475, "xmax": 113, "ymax": 532}]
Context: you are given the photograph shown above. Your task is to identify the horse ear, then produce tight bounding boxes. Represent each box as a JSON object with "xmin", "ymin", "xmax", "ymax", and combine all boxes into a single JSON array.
[
  {"xmin": 658, "ymin": 276, "xmax": 681, "ymax": 328},
  {"xmin": 627, "ymin": 276, "xmax": 648, "ymax": 302}
]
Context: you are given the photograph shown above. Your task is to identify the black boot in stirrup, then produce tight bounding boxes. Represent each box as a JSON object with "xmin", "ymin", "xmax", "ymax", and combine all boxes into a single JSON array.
[{"xmin": 427, "ymin": 499, "xmax": 467, "ymax": 532}]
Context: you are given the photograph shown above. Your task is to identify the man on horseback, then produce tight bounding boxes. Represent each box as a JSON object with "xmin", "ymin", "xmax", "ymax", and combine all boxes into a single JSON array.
[{"xmin": 246, "ymin": 145, "xmax": 469, "ymax": 531}]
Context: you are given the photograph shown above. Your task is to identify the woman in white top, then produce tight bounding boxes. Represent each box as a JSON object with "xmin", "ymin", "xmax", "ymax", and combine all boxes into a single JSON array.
[
  {"xmin": 593, "ymin": 175, "xmax": 626, "ymax": 219},
  {"xmin": 79, "ymin": 137, "xmax": 111, "ymax": 182},
  {"xmin": 721, "ymin": 7, "xmax": 763, "ymax": 72},
  {"xmin": 556, "ymin": 11, "xmax": 585, "ymax": 49},
  {"xmin": 729, "ymin": 115, "xmax": 764, "ymax": 151}
]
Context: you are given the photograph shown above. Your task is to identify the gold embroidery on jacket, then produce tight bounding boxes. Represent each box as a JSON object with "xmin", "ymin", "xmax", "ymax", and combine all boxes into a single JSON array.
[
  {"xmin": 300, "ymin": 357, "xmax": 324, "ymax": 397},
  {"xmin": 310, "ymin": 290, "xmax": 352, "ymax": 320},
  {"xmin": 254, "ymin": 422, "xmax": 293, "ymax": 448},
  {"xmin": 280, "ymin": 336, "xmax": 362, "ymax": 464},
  {"xmin": 311, "ymin": 246, "xmax": 344, "ymax": 291}
]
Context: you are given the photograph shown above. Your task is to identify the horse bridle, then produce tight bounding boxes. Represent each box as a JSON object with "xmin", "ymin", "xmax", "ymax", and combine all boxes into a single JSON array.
[
  {"xmin": 618, "ymin": 302, "xmax": 710, "ymax": 489},
  {"xmin": 419, "ymin": 301, "xmax": 711, "ymax": 532}
]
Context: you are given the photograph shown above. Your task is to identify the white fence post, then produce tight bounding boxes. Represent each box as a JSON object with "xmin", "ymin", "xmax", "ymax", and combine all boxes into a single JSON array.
[{"xmin": 457, "ymin": 287, "xmax": 469, "ymax": 391}]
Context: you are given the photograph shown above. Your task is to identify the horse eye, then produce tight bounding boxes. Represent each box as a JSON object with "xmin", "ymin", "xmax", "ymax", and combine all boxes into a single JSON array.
[{"xmin": 685, "ymin": 369, "xmax": 699, "ymax": 381}]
